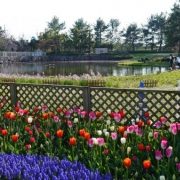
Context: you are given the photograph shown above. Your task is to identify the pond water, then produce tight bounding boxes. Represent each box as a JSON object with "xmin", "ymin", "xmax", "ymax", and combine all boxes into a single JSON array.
[{"xmin": 0, "ymin": 61, "xmax": 168, "ymax": 76}]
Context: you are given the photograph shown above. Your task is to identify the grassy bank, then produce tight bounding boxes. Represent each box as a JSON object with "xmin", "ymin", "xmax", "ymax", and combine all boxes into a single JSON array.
[{"xmin": 1, "ymin": 69, "xmax": 179, "ymax": 90}]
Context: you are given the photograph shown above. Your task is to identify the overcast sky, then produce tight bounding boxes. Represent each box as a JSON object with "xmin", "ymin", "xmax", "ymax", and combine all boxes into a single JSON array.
[{"xmin": 0, "ymin": 0, "xmax": 177, "ymax": 41}]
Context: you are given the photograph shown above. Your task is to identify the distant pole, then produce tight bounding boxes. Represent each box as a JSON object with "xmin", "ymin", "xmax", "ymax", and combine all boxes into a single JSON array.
[{"xmin": 88, "ymin": 30, "xmax": 90, "ymax": 54}]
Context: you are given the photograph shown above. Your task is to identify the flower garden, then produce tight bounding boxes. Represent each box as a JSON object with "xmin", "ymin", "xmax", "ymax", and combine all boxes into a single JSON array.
[{"xmin": 0, "ymin": 98, "xmax": 180, "ymax": 180}]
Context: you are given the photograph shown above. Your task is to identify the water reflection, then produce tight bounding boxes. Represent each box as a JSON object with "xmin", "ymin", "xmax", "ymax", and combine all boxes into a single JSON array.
[{"xmin": 0, "ymin": 61, "xmax": 168, "ymax": 76}]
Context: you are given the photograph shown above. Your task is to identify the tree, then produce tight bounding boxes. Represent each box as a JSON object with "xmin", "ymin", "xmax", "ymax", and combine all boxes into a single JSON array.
[
  {"xmin": 106, "ymin": 19, "xmax": 120, "ymax": 45},
  {"xmin": 122, "ymin": 23, "xmax": 141, "ymax": 51},
  {"xmin": 144, "ymin": 13, "xmax": 166, "ymax": 51},
  {"xmin": 94, "ymin": 18, "xmax": 108, "ymax": 46},
  {"xmin": 70, "ymin": 18, "xmax": 93, "ymax": 54},
  {"xmin": 165, "ymin": 1, "xmax": 180, "ymax": 54}
]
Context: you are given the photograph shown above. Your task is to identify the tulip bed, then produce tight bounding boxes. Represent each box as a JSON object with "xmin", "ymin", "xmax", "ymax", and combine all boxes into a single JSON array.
[{"xmin": 0, "ymin": 99, "xmax": 180, "ymax": 180}]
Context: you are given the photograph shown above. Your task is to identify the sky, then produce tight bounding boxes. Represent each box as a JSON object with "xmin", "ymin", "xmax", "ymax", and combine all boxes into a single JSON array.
[{"xmin": 0, "ymin": 0, "xmax": 177, "ymax": 41}]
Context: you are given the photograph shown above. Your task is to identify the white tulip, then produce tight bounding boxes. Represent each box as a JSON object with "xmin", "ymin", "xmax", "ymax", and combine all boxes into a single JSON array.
[
  {"xmin": 73, "ymin": 118, "xmax": 78, "ymax": 123},
  {"xmin": 110, "ymin": 126, "xmax": 115, "ymax": 131},
  {"xmin": 105, "ymin": 132, "xmax": 110, "ymax": 137},
  {"xmin": 107, "ymin": 109, "xmax": 111, "ymax": 114},
  {"xmin": 127, "ymin": 147, "xmax": 131, "ymax": 155},
  {"xmin": 27, "ymin": 116, "xmax": 33, "ymax": 124},
  {"xmin": 97, "ymin": 130, "xmax": 102, "ymax": 136},
  {"xmin": 159, "ymin": 175, "xmax": 165, "ymax": 180},
  {"xmin": 121, "ymin": 137, "xmax": 126, "ymax": 144},
  {"xmin": 106, "ymin": 120, "xmax": 111, "ymax": 125}
]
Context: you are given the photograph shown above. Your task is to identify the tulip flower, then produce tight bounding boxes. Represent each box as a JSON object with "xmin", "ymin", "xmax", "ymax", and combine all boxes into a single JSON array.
[
  {"xmin": 159, "ymin": 175, "xmax": 165, "ymax": 180},
  {"xmin": 79, "ymin": 129, "xmax": 85, "ymax": 136},
  {"xmin": 114, "ymin": 113, "xmax": 121, "ymax": 122},
  {"xmin": 123, "ymin": 158, "xmax": 131, "ymax": 167},
  {"xmin": 111, "ymin": 132, "xmax": 117, "ymax": 140},
  {"xmin": 146, "ymin": 145, "xmax": 151, "ymax": 152},
  {"xmin": 142, "ymin": 160, "xmax": 151, "ymax": 169},
  {"xmin": 160, "ymin": 116, "xmax": 167, "ymax": 124},
  {"xmin": 89, "ymin": 111, "xmax": 96, "ymax": 120},
  {"xmin": 56, "ymin": 130, "xmax": 64, "ymax": 138},
  {"xmin": 53, "ymin": 116, "xmax": 59, "ymax": 122},
  {"xmin": 84, "ymin": 132, "xmax": 90, "ymax": 140},
  {"xmin": 121, "ymin": 137, "xmax": 126, "ymax": 144},
  {"xmin": 118, "ymin": 126, "xmax": 124, "ymax": 134},
  {"xmin": 161, "ymin": 140, "xmax": 168, "ymax": 149},
  {"xmin": 153, "ymin": 132, "xmax": 158, "ymax": 139},
  {"xmin": 69, "ymin": 137, "xmax": 76, "ymax": 146},
  {"xmin": 138, "ymin": 143, "xmax": 145, "ymax": 151},
  {"xmin": 166, "ymin": 146, "xmax": 173, "ymax": 157},
  {"xmin": 97, "ymin": 130, "xmax": 102, "ymax": 136},
  {"xmin": 30, "ymin": 137, "xmax": 35, "ymax": 143},
  {"xmin": 11, "ymin": 134, "xmax": 19, "ymax": 142},
  {"xmin": 155, "ymin": 150, "xmax": 163, "ymax": 160},
  {"xmin": 45, "ymin": 132, "xmax": 50, "ymax": 138},
  {"xmin": 1, "ymin": 129, "xmax": 8, "ymax": 136},
  {"xmin": 27, "ymin": 116, "xmax": 33, "ymax": 124},
  {"xmin": 176, "ymin": 163, "xmax": 180, "ymax": 172},
  {"xmin": 97, "ymin": 138, "xmax": 104, "ymax": 146},
  {"xmin": 155, "ymin": 121, "xmax": 162, "ymax": 129}
]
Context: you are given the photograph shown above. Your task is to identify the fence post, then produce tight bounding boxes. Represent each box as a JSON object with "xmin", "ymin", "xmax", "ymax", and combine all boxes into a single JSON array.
[
  {"xmin": 82, "ymin": 86, "xmax": 91, "ymax": 113},
  {"xmin": 9, "ymin": 83, "xmax": 17, "ymax": 108}
]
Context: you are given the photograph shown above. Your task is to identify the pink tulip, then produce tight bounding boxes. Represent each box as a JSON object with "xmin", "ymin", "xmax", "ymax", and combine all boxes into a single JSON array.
[
  {"xmin": 42, "ymin": 105, "xmax": 48, "ymax": 112},
  {"xmin": 64, "ymin": 109, "xmax": 72, "ymax": 118},
  {"xmin": 155, "ymin": 150, "xmax": 163, "ymax": 160},
  {"xmin": 137, "ymin": 129, "xmax": 143, "ymax": 137},
  {"xmin": 114, "ymin": 113, "xmax": 121, "ymax": 122},
  {"xmin": 160, "ymin": 117, "xmax": 167, "ymax": 124},
  {"xmin": 97, "ymin": 138, "xmax": 104, "ymax": 146},
  {"xmin": 176, "ymin": 163, "xmax": 180, "ymax": 172},
  {"xmin": 134, "ymin": 125, "xmax": 138, "ymax": 132},
  {"xmin": 19, "ymin": 109, "xmax": 24, "ymax": 116},
  {"xmin": 153, "ymin": 132, "xmax": 158, "ymax": 139},
  {"xmin": 127, "ymin": 126, "xmax": 134, "ymax": 134},
  {"xmin": 67, "ymin": 121, "xmax": 72, "ymax": 128},
  {"xmin": 111, "ymin": 132, "xmax": 117, "ymax": 140},
  {"xmin": 80, "ymin": 111, "xmax": 86, "ymax": 118},
  {"xmin": 155, "ymin": 121, "xmax": 162, "ymax": 129},
  {"xmin": 161, "ymin": 140, "xmax": 168, "ymax": 149},
  {"xmin": 166, "ymin": 146, "xmax": 173, "ymax": 157},
  {"xmin": 171, "ymin": 127, "xmax": 178, "ymax": 135},
  {"xmin": 88, "ymin": 138, "xmax": 94, "ymax": 147},
  {"xmin": 54, "ymin": 116, "xmax": 59, "ymax": 122},
  {"xmin": 176, "ymin": 123, "xmax": 180, "ymax": 130},
  {"xmin": 89, "ymin": 111, "xmax": 96, "ymax": 120}
]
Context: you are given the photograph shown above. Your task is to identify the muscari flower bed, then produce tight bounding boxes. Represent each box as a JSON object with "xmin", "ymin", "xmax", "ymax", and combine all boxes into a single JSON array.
[{"xmin": 0, "ymin": 98, "xmax": 180, "ymax": 179}]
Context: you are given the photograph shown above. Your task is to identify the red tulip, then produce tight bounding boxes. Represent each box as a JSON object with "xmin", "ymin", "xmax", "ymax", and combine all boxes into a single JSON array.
[
  {"xmin": 30, "ymin": 137, "xmax": 35, "ymax": 143},
  {"xmin": 118, "ymin": 126, "xmax": 124, "ymax": 134},
  {"xmin": 96, "ymin": 111, "xmax": 102, "ymax": 117},
  {"xmin": 84, "ymin": 132, "xmax": 90, "ymax": 140},
  {"xmin": 49, "ymin": 112, "xmax": 54, "ymax": 118},
  {"xmin": 2, "ymin": 129, "xmax": 8, "ymax": 136},
  {"xmin": 138, "ymin": 143, "xmax": 145, "ymax": 151},
  {"xmin": 57, "ymin": 107, "xmax": 62, "ymax": 113},
  {"xmin": 144, "ymin": 111, "xmax": 149, "ymax": 117},
  {"xmin": 24, "ymin": 109, "xmax": 29, "ymax": 115},
  {"xmin": 25, "ymin": 126, "xmax": 31, "ymax": 132},
  {"xmin": 42, "ymin": 113, "xmax": 48, "ymax": 119},
  {"xmin": 143, "ymin": 160, "xmax": 151, "ymax": 169},
  {"xmin": 79, "ymin": 129, "xmax": 85, "ymax": 136},
  {"xmin": 123, "ymin": 158, "xmax": 131, "ymax": 167},
  {"xmin": 69, "ymin": 137, "xmax": 76, "ymax": 146},
  {"xmin": 11, "ymin": 134, "xmax": 19, "ymax": 142},
  {"xmin": 56, "ymin": 130, "xmax": 64, "ymax": 138},
  {"xmin": 45, "ymin": 132, "xmax": 50, "ymax": 138}
]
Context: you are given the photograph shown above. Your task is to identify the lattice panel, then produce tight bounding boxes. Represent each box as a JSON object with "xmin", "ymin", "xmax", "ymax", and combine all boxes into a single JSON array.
[
  {"xmin": 16, "ymin": 84, "xmax": 84, "ymax": 112},
  {"xmin": 0, "ymin": 84, "xmax": 12, "ymax": 110},
  {"xmin": 90, "ymin": 88, "xmax": 180, "ymax": 125}
]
